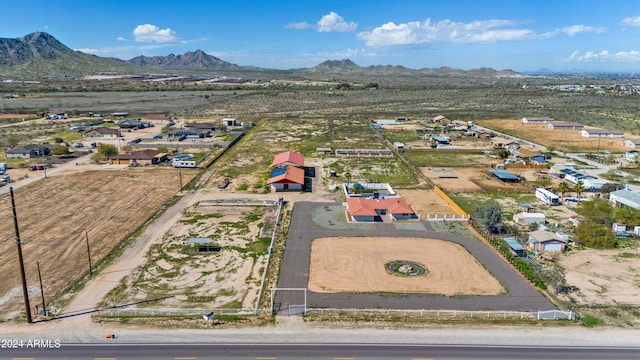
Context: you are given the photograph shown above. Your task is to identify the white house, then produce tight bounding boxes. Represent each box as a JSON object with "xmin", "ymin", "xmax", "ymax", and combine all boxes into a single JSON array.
[
  {"xmin": 609, "ymin": 189, "xmax": 640, "ymax": 210},
  {"xmin": 612, "ymin": 223, "xmax": 627, "ymax": 233},
  {"xmin": 522, "ymin": 117, "xmax": 554, "ymax": 124},
  {"xmin": 580, "ymin": 128, "xmax": 624, "ymax": 138},
  {"xmin": 513, "ymin": 212, "xmax": 546, "ymax": 225},
  {"xmin": 624, "ymin": 138, "xmax": 640, "ymax": 148},
  {"xmin": 626, "ymin": 150, "xmax": 638, "ymax": 161}
]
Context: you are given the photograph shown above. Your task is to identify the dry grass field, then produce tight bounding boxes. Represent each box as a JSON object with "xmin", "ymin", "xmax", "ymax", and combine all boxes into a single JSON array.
[
  {"xmin": 309, "ymin": 237, "xmax": 504, "ymax": 296},
  {"xmin": 111, "ymin": 201, "xmax": 278, "ymax": 310},
  {"xmin": 0, "ymin": 167, "xmax": 197, "ymax": 319},
  {"xmin": 478, "ymin": 119, "xmax": 630, "ymax": 152},
  {"xmin": 559, "ymin": 248, "xmax": 640, "ymax": 306}
]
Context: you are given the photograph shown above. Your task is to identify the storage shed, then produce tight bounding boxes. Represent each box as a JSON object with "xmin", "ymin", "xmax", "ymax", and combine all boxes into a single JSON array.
[{"xmin": 503, "ymin": 237, "xmax": 526, "ymax": 257}]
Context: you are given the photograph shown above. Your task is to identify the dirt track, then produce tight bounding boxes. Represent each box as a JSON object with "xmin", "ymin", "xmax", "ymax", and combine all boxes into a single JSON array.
[{"xmin": 309, "ymin": 237, "xmax": 504, "ymax": 296}]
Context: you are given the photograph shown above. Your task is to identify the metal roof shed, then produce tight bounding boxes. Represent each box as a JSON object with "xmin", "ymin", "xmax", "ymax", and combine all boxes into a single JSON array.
[
  {"xmin": 503, "ymin": 237, "xmax": 526, "ymax": 257},
  {"xmin": 489, "ymin": 170, "xmax": 521, "ymax": 183}
]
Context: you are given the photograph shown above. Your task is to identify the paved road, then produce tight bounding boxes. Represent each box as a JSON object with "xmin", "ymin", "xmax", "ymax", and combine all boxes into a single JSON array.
[
  {"xmin": 2, "ymin": 343, "xmax": 638, "ymax": 359},
  {"xmin": 276, "ymin": 202, "xmax": 554, "ymax": 313},
  {"xmin": 0, "ymin": 153, "xmax": 93, "ymax": 195}
]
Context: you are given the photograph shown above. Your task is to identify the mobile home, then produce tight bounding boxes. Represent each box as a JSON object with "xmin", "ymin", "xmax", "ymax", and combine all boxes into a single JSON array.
[{"xmin": 536, "ymin": 188, "xmax": 560, "ymax": 206}]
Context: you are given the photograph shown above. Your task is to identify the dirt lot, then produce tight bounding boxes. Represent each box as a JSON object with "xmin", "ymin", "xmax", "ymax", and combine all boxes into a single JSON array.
[
  {"xmin": 112, "ymin": 200, "xmax": 279, "ymax": 310},
  {"xmin": 394, "ymin": 189, "xmax": 458, "ymax": 218},
  {"xmin": 308, "ymin": 237, "xmax": 504, "ymax": 296},
  {"xmin": 0, "ymin": 167, "xmax": 197, "ymax": 319},
  {"xmin": 559, "ymin": 248, "xmax": 640, "ymax": 306},
  {"xmin": 420, "ymin": 167, "xmax": 532, "ymax": 192},
  {"xmin": 478, "ymin": 120, "xmax": 630, "ymax": 152}
]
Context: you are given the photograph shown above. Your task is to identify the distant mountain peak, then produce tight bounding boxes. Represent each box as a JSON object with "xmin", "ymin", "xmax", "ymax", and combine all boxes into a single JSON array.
[
  {"xmin": 314, "ymin": 59, "xmax": 360, "ymax": 69},
  {"xmin": 127, "ymin": 49, "xmax": 240, "ymax": 71}
]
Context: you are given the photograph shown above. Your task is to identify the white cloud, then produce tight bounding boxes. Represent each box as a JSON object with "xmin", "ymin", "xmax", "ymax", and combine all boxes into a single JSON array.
[
  {"xmin": 286, "ymin": 11, "xmax": 357, "ymax": 32},
  {"xmin": 621, "ymin": 16, "xmax": 640, "ymax": 26},
  {"xmin": 133, "ymin": 24, "xmax": 178, "ymax": 43},
  {"xmin": 566, "ymin": 50, "xmax": 640, "ymax": 62},
  {"xmin": 561, "ymin": 25, "xmax": 606, "ymax": 36},
  {"xmin": 75, "ymin": 48, "xmax": 100, "ymax": 54},
  {"xmin": 116, "ymin": 36, "xmax": 127, "ymax": 41},
  {"xmin": 357, "ymin": 18, "xmax": 543, "ymax": 46},
  {"xmin": 285, "ymin": 22, "xmax": 311, "ymax": 30}
]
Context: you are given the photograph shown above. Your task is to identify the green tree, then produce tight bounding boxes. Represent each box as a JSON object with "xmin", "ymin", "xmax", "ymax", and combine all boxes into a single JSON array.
[
  {"xmin": 497, "ymin": 148, "xmax": 510, "ymax": 159},
  {"xmin": 574, "ymin": 180, "xmax": 585, "ymax": 202},
  {"xmin": 576, "ymin": 221, "xmax": 616, "ymax": 249},
  {"xmin": 557, "ymin": 181, "xmax": 570, "ymax": 203},
  {"xmin": 50, "ymin": 145, "xmax": 70, "ymax": 156},
  {"xmin": 535, "ymin": 177, "xmax": 552, "ymax": 189},
  {"xmin": 475, "ymin": 201, "xmax": 504, "ymax": 234},
  {"xmin": 96, "ymin": 143, "xmax": 118, "ymax": 159},
  {"xmin": 575, "ymin": 198, "xmax": 615, "ymax": 225},
  {"xmin": 616, "ymin": 206, "xmax": 640, "ymax": 226},
  {"xmin": 52, "ymin": 137, "xmax": 64, "ymax": 144}
]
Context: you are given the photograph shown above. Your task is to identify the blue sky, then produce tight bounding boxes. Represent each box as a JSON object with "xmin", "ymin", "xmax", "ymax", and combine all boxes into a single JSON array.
[{"xmin": 3, "ymin": 0, "xmax": 640, "ymax": 72}]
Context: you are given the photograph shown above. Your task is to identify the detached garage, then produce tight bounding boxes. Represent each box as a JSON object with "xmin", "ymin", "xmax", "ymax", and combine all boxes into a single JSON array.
[{"xmin": 528, "ymin": 230, "xmax": 567, "ymax": 253}]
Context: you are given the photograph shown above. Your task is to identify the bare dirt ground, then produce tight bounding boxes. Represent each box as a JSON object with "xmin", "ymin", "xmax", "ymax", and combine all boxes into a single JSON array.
[
  {"xmin": 559, "ymin": 248, "xmax": 640, "ymax": 306},
  {"xmin": 0, "ymin": 166, "xmax": 198, "ymax": 319},
  {"xmin": 112, "ymin": 201, "xmax": 279, "ymax": 310},
  {"xmin": 394, "ymin": 189, "xmax": 457, "ymax": 217},
  {"xmin": 308, "ymin": 237, "xmax": 504, "ymax": 296},
  {"xmin": 421, "ymin": 167, "xmax": 486, "ymax": 191},
  {"xmin": 479, "ymin": 120, "xmax": 630, "ymax": 152}
]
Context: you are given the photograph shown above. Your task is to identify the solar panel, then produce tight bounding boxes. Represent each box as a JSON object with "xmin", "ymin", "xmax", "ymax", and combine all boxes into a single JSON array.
[{"xmin": 270, "ymin": 166, "xmax": 287, "ymax": 177}]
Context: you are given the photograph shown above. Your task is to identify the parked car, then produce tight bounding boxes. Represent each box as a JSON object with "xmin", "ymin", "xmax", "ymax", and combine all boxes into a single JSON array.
[
  {"xmin": 153, "ymin": 135, "xmax": 163, "ymax": 139},
  {"xmin": 74, "ymin": 143, "xmax": 84, "ymax": 148},
  {"xmin": 0, "ymin": 175, "xmax": 10, "ymax": 182}
]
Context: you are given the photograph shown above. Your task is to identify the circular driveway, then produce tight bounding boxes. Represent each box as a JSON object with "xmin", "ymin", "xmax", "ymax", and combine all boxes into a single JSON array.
[{"xmin": 275, "ymin": 201, "xmax": 555, "ymax": 313}]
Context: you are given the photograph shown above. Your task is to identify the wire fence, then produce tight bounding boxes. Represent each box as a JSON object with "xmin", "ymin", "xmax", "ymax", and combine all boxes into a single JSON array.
[
  {"xmin": 95, "ymin": 306, "xmax": 573, "ymax": 321},
  {"xmin": 304, "ymin": 308, "xmax": 574, "ymax": 321},
  {"xmin": 97, "ymin": 307, "xmax": 271, "ymax": 317}
]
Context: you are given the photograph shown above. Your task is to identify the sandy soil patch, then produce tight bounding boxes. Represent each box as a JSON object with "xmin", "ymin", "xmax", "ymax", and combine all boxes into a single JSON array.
[
  {"xmin": 309, "ymin": 237, "xmax": 504, "ymax": 296},
  {"xmin": 394, "ymin": 189, "xmax": 457, "ymax": 217},
  {"xmin": 559, "ymin": 248, "xmax": 640, "ymax": 305},
  {"xmin": 479, "ymin": 120, "xmax": 629, "ymax": 152},
  {"xmin": 420, "ymin": 167, "xmax": 486, "ymax": 192}
]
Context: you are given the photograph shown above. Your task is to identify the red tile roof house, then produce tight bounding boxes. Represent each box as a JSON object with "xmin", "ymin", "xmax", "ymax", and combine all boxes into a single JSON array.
[
  {"xmin": 267, "ymin": 166, "xmax": 305, "ymax": 191},
  {"xmin": 346, "ymin": 197, "xmax": 419, "ymax": 222},
  {"xmin": 271, "ymin": 150, "xmax": 305, "ymax": 168}
]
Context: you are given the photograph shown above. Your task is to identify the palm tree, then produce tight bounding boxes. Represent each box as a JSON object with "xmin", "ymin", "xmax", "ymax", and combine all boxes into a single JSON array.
[
  {"xmin": 557, "ymin": 181, "xmax": 570, "ymax": 203},
  {"xmin": 574, "ymin": 180, "xmax": 585, "ymax": 203}
]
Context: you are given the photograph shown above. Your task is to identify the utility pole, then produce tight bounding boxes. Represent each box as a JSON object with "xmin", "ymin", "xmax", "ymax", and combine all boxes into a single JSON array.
[
  {"xmin": 10, "ymin": 187, "xmax": 32, "ymax": 323},
  {"xmin": 36, "ymin": 260, "xmax": 46, "ymax": 317},
  {"xmin": 85, "ymin": 230, "xmax": 93, "ymax": 275},
  {"xmin": 42, "ymin": 152, "xmax": 47, "ymax": 178}
]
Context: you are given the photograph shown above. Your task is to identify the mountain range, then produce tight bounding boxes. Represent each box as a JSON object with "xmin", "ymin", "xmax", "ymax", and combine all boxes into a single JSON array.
[{"xmin": 0, "ymin": 32, "xmax": 520, "ymax": 78}]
